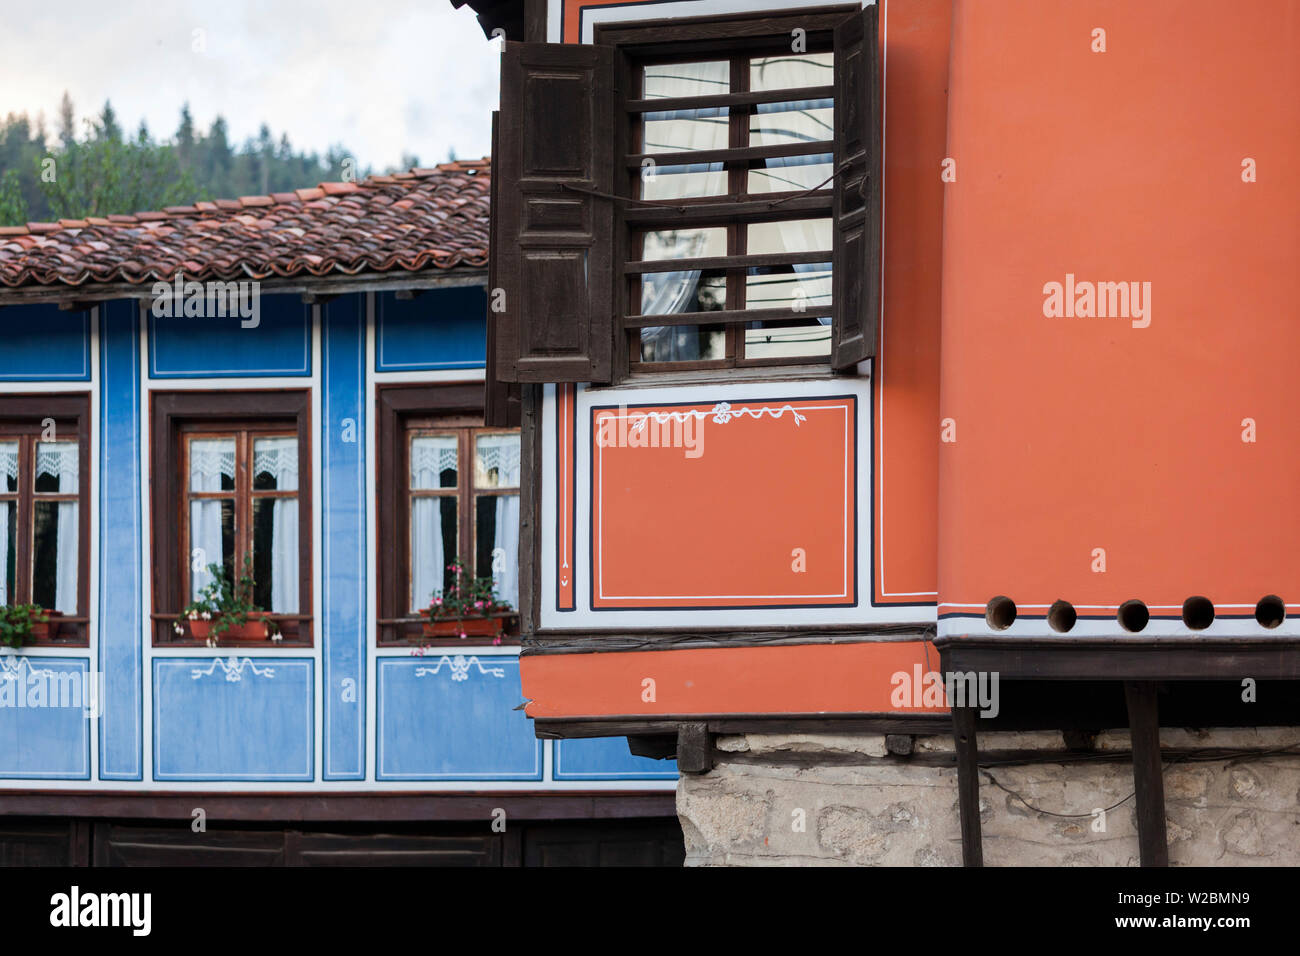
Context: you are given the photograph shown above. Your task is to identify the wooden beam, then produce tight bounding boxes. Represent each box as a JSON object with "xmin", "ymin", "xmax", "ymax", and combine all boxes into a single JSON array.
[
  {"xmin": 952, "ymin": 705, "xmax": 984, "ymax": 867},
  {"xmin": 1124, "ymin": 681, "xmax": 1169, "ymax": 867},
  {"xmin": 676, "ymin": 722, "xmax": 713, "ymax": 774}
]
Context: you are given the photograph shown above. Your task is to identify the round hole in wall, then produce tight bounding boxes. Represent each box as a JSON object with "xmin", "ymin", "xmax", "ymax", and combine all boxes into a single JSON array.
[
  {"xmin": 1047, "ymin": 600, "xmax": 1077, "ymax": 633},
  {"xmin": 1255, "ymin": 595, "xmax": 1285, "ymax": 629},
  {"xmin": 985, "ymin": 595, "xmax": 1016, "ymax": 631},
  {"xmin": 1182, "ymin": 596, "xmax": 1215, "ymax": 631},
  {"xmin": 1117, "ymin": 600, "xmax": 1149, "ymax": 633}
]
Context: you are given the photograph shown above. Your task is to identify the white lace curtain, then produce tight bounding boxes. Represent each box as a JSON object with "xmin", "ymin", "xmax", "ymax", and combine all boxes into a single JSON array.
[
  {"xmin": 410, "ymin": 436, "xmax": 457, "ymax": 611},
  {"xmin": 188, "ymin": 437, "xmax": 297, "ymax": 613},
  {"xmin": 0, "ymin": 442, "xmax": 13, "ymax": 606},
  {"xmin": 38, "ymin": 442, "xmax": 79, "ymax": 613}
]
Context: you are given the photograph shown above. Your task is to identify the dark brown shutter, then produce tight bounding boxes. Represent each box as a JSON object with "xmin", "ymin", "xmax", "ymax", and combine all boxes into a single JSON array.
[
  {"xmin": 494, "ymin": 41, "xmax": 616, "ymax": 383},
  {"xmin": 484, "ymin": 111, "xmax": 521, "ymax": 426},
  {"xmin": 831, "ymin": 5, "xmax": 882, "ymax": 369}
]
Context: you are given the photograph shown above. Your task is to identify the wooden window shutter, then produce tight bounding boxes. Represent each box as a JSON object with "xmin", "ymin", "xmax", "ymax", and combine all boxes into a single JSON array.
[
  {"xmin": 831, "ymin": 5, "xmax": 882, "ymax": 370},
  {"xmin": 493, "ymin": 41, "xmax": 617, "ymax": 383},
  {"xmin": 485, "ymin": 111, "xmax": 521, "ymax": 426}
]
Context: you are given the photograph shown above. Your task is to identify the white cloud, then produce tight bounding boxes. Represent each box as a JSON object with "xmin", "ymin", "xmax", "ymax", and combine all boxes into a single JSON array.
[{"xmin": 0, "ymin": 0, "xmax": 499, "ymax": 172}]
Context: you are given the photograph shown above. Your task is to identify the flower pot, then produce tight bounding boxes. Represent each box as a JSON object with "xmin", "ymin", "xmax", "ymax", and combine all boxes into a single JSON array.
[
  {"xmin": 188, "ymin": 611, "xmax": 272, "ymax": 642},
  {"xmin": 28, "ymin": 609, "xmax": 56, "ymax": 641},
  {"xmin": 422, "ymin": 614, "xmax": 508, "ymax": 638}
]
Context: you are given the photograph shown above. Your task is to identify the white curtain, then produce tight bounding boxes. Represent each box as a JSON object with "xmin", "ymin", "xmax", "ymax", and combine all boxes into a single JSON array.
[
  {"xmin": 409, "ymin": 436, "xmax": 457, "ymax": 612},
  {"xmin": 188, "ymin": 438, "xmax": 233, "ymax": 600},
  {"xmin": 37, "ymin": 442, "xmax": 79, "ymax": 614},
  {"xmin": 253, "ymin": 438, "xmax": 299, "ymax": 614},
  {"xmin": 0, "ymin": 442, "xmax": 14, "ymax": 606},
  {"xmin": 492, "ymin": 495, "xmax": 520, "ymax": 610}
]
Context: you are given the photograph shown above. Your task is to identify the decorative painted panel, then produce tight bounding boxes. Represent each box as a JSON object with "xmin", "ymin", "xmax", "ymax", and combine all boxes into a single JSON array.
[
  {"xmin": 99, "ymin": 300, "xmax": 143, "ymax": 779},
  {"xmin": 0, "ymin": 305, "xmax": 91, "ymax": 381},
  {"xmin": 153, "ymin": 658, "xmax": 314, "ymax": 782},
  {"xmin": 148, "ymin": 294, "xmax": 311, "ymax": 378},
  {"xmin": 553, "ymin": 737, "xmax": 678, "ymax": 780},
  {"xmin": 322, "ymin": 296, "xmax": 366, "ymax": 779},
  {"xmin": 0, "ymin": 657, "xmax": 92, "ymax": 779},
  {"xmin": 374, "ymin": 287, "xmax": 488, "ymax": 371},
  {"xmin": 376, "ymin": 656, "xmax": 542, "ymax": 780}
]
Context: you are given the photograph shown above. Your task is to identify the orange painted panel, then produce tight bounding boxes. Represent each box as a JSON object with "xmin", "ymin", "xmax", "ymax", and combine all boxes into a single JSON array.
[
  {"xmin": 522, "ymin": 640, "xmax": 945, "ymax": 717},
  {"xmin": 937, "ymin": 0, "xmax": 1300, "ymax": 621},
  {"xmin": 591, "ymin": 397, "xmax": 856, "ymax": 608}
]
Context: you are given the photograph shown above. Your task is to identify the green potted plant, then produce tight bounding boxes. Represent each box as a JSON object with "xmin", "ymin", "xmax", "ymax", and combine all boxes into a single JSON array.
[
  {"xmin": 175, "ymin": 554, "xmax": 279, "ymax": 646},
  {"xmin": 419, "ymin": 559, "xmax": 515, "ymax": 643},
  {"xmin": 0, "ymin": 604, "xmax": 48, "ymax": 648}
]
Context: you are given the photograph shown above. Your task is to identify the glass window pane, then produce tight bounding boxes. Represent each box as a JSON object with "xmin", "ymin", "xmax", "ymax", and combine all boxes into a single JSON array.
[
  {"xmin": 747, "ymin": 218, "xmax": 833, "ymax": 256},
  {"xmin": 744, "ymin": 318, "xmax": 833, "ymax": 360},
  {"xmin": 643, "ymin": 60, "xmax": 729, "ymax": 99},
  {"xmin": 190, "ymin": 438, "xmax": 235, "ymax": 493},
  {"xmin": 0, "ymin": 441, "xmax": 16, "ymax": 494},
  {"xmin": 410, "ymin": 496, "xmax": 457, "ymax": 612},
  {"xmin": 750, "ymin": 99, "xmax": 834, "ymax": 149},
  {"xmin": 641, "ymin": 164, "xmax": 727, "ymax": 201},
  {"xmin": 410, "ymin": 435, "xmax": 457, "ymax": 490},
  {"xmin": 32, "ymin": 500, "xmax": 78, "ymax": 613},
  {"xmin": 749, "ymin": 153, "xmax": 834, "ymax": 194},
  {"xmin": 639, "ymin": 326, "xmax": 726, "ymax": 363},
  {"xmin": 639, "ymin": 227, "xmax": 727, "ymax": 262},
  {"xmin": 475, "ymin": 434, "xmax": 521, "ymax": 488},
  {"xmin": 34, "ymin": 441, "xmax": 78, "ymax": 494},
  {"xmin": 476, "ymin": 494, "xmax": 519, "ymax": 610},
  {"xmin": 1, "ymin": 500, "xmax": 15, "ymax": 605},
  {"xmin": 253, "ymin": 437, "xmax": 298, "ymax": 491},
  {"xmin": 253, "ymin": 497, "xmax": 298, "ymax": 613},
  {"xmin": 641, "ymin": 270, "xmax": 726, "ymax": 316},
  {"xmin": 190, "ymin": 498, "xmax": 234, "ymax": 601},
  {"xmin": 750, "ymin": 52, "xmax": 834, "ymax": 92},
  {"xmin": 746, "ymin": 263, "xmax": 832, "ymax": 312},
  {"xmin": 643, "ymin": 107, "xmax": 729, "ymax": 155}
]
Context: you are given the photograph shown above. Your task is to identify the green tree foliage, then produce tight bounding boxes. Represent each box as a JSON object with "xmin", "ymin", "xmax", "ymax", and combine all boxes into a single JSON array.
[{"xmin": 0, "ymin": 93, "xmax": 383, "ymax": 227}]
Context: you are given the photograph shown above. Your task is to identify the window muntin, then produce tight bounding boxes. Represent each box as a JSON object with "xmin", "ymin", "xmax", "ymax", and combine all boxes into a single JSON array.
[
  {"xmin": 0, "ymin": 399, "xmax": 89, "ymax": 644},
  {"xmin": 184, "ymin": 430, "xmax": 300, "ymax": 616},
  {"xmin": 404, "ymin": 427, "xmax": 520, "ymax": 616},
  {"xmin": 626, "ymin": 43, "xmax": 837, "ymax": 368}
]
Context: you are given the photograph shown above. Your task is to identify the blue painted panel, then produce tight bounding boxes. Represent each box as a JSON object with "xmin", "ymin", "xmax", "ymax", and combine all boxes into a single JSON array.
[
  {"xmin": 554, "ymin": 737, "xmax": 679, "ymax": 781},
  {"xmin": 0, "ymin": 305, "xmax": 90, "ymax": 380},
  {"xmin": 375, "ymin": 287, "xmax": 487, "ymax": 371},
  {"xmin": 153, "ymin": 658, "xmax": 313, "ymax": 781},
  {"xmin": 0, "ymin": 657, "xmax": 92, "ymax": 779},
  {"xmin": 99, "ymin": 300, "xmax": 142, "ymax": 779},
  {"xmin": 322, "ymin": 295, "xmax": 366, "ymax": 779},
  {"xmin": 376, "ymin": 656, "xmax": 541, "ymax": 780},
  {"xmin": 149, "ymin": 292, "xmax": 310, "ymax": 377}
]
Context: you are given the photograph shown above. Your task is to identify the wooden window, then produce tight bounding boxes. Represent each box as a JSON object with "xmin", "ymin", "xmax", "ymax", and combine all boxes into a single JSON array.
[
  {"xmin": 378, "ymin": 385, "xmax": 521, "ymax": 645},
  {"xmin": 487, "ymin": 5, "xmax": 879, "ymax": 385},
  {"xmin": 151, "ymin": 391, "xmax": 312, "ymax": 646},
  {"xmin": 0, "ymin": 395, "xmax": 90, "ymax": 645}
]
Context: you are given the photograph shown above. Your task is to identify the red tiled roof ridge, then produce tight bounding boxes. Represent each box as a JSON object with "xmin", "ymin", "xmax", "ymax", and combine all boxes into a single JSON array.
[{"xmin": 0, "ymin": 158, "xmax": 491, "ymax": 289}]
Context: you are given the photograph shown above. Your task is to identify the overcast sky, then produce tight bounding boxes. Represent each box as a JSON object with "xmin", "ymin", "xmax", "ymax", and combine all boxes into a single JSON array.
[{"xmin": 0, "ymin": 0, "xmax": 501, "ymax": 171}]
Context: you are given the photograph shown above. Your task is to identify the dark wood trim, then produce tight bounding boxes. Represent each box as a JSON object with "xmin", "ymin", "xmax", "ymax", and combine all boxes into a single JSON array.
[
  {"xmin": 676, "ymin": 722, "xmax": 713, "ymax": 774},
  {"xmin": 150, "ymin": 390, "xmax": 313, "ymax": 646},
  {"xmin": 533, "ymin": 714, "xmax": 947, "ymax": 740},
  {"xmin": 594, "ymin": 7, "xmax": 856, "ymax": 52},
  {"xmin": 522, "ymin": 626, "xmax": 934, "ymax": 655},
  {"xmin": 626, "ymin": 139, "xmax": 836, "ymax": 170},
  {"xmin": 623, "ymin": 194, "xmax": 834, "ymax": 228},
  {"xmin": 952, "ymin": 705, "xmax": 983, "ymax": 867},
  {"xmin": 1124, "ymin": 681, "xmax": 1169, "ymax": 867},
  {"xmin": 0, "ymin": 791, "xmax": 676, "ymax": 822},
  {"xmin": 523, "ymin": 0, "xmax": 546, "ymax": 44},
  {"xmin": 519, "ymin": 385, "xmax": 542, "ymax": 636},
  {"xmin": 936, "ymin": 635, "xmax": 1300, "ymax": 682},
  {"xmin": 627, "ymin": 85, "xmax": 836, "ymax": 113},
  {"xmin": 626, "ymin": 251, "xmax": 831, "ymax": 275},
  {"xmin": 626, "ymin": 306, "xmax": 826, "ymax": 329}
]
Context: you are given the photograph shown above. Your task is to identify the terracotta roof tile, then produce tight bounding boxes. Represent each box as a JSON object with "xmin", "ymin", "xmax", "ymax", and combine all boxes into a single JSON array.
[{"xmin": 0, "ymin": 159, "xmax": 491, "ymax": 289}]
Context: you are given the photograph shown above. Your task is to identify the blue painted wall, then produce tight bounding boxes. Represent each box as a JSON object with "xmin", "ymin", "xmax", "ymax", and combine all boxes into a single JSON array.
[{"xmin": 0, "ymin": 290, "xmax": 675, "ymax": 789}]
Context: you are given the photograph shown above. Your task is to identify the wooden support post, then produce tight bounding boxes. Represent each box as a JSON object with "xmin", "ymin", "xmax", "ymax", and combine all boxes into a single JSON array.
[
  {"xmin": 1124, "ymin": 681, "xmax": 1168, "ymax": 867},
  {"xmin": 952, "ymin": 705, "xmax": 983, "ymax": 867},
  {"xmin": 676, "ymin": 722, "xmax": 713, "ymax": 775}
]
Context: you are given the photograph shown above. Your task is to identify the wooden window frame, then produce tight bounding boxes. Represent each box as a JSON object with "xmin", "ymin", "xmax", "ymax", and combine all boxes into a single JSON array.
[
  {"xmin": 150, "ymin": 391, "xmax": 313, "ymax": 647},
  {"xmin": 0, "ymin": 394, "xmax": 91, "ymax": 646},
  {"xmin": 377, "ymin": 384, "xmax": 521, "ymax": 647},
  {"xmin": 599, "ymin": 8, "xmax": 851, "ymax": 378}
]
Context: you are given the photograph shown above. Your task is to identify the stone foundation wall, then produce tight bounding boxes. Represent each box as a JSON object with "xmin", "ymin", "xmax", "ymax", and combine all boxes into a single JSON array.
[{"xmin": 675, "ymin": 728, "xmax": 1300, "ymax": 866}]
